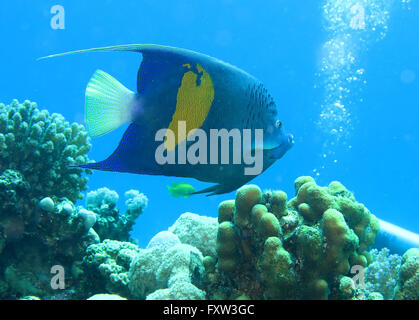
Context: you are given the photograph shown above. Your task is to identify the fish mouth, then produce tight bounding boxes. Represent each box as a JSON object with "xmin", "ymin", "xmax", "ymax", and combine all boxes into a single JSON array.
[{"xmin": 268, "ymin": 133, "xmax": 294, "ymax": 160}]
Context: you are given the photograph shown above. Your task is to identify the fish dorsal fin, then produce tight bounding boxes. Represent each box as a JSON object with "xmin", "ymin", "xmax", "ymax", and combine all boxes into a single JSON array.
[
  {"xmin": 38, "ymin": 44, "xmax": 211, "ymax": 63},
  {"xmin": 39, "ymin": 44, "xmax": 216, "ymax": 149},
  {"xmin": 39, "ymin": 43, "xmax": 217, "ymax": 93}
]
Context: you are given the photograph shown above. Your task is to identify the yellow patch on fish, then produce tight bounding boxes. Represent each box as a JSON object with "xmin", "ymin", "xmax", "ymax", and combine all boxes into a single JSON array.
[{"xmin": 165, "ymin": 63, "xmax": 214, "ymax": 151}]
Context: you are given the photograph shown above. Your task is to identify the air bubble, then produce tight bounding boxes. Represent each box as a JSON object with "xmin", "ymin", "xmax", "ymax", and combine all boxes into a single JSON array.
[{"xmin": 314, "ymin": 0, "xmax": 409, "ymax": 178}]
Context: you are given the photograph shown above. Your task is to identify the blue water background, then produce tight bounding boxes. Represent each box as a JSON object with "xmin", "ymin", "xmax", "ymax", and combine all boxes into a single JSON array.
[{"xmin": 0, "ymin": 0, "xmax": 418, "ymax": 247}]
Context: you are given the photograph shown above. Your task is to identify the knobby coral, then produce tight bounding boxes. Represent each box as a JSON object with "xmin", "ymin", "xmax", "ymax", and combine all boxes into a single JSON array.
[
  {"xmin": 203, "ymin": 177, "xmax": 380, "ymax": 300},
  {"xmin": 393, "ymin": 248, "xmax": 419, "ymax": 300}
]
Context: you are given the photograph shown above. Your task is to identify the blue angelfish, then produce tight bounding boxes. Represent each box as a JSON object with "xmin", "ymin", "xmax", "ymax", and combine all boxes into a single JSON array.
[{"xmin": 41, "ymin": 44, "xmax": 294, "ymax": 195}]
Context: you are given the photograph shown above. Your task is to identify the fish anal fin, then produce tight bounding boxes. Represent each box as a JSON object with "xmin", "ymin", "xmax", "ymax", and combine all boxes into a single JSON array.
[{"xmin": 73, "ymin": 123, "xmax": 159, "ymax": 175}]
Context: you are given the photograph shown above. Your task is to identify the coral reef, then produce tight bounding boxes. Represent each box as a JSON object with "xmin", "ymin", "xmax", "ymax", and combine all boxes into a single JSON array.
[
  {"xmin": 80, "ymin": 239, "xmax": 140, "ymax": 298},
  {"xmin": 128, "ymin": 231, "xmax": 181, "ymax": 298},
  {"xmin": 87, "ymin": 293, "xmax": 127, "ymax": 300},
  {"xmin": 85, "ymin": 187, "xmax": 148, "ymax": 242},
  {"xmin": 362, "ymin": 248, "xmax": 402, "ymax": 299},
  {"xmin": 0, "ymin": 185, "xmax": 148, "ymax": 299},
  {"xmin": 168, "ymin": 212, "xmax": 218, "ymax": 257},
  {"xmin": 0, "ymin": 100, "xmax": 95, "ymax": 299},
  {"xmin": 0, "ymin": 99, "xmax": 155, "ymax": 300},
  {"xmin": 203, "ymin": 177, "xmax": 380, "ymax": 299},
  {"xmin": 393, "ymin": 248, "xmax": 419, "ymax": 300},
  {"xmin": 128, "ymin": 231, "xmax": 205, "ymax": 300},
  {"xmin": 0, "ymin": 196, "xmax": 99, "ymax": 299},
  {"xmin": 0, "ymin": 100, "xmax": 91, "ymax": 202}
]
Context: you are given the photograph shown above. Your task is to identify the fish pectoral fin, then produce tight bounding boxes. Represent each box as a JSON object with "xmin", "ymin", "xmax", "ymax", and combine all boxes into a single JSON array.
[{"xmin": 85, "ymin": 70, "xmax": 136, "ymax": 137}]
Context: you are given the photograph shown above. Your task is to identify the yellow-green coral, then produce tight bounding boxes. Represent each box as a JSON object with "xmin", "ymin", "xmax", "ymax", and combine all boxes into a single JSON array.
[
  {"xmin": 256, "ymin": 210, "xmax": 282, "ymax": 240},
  {"xmin": 234, "ymin": 185, "xmax": 261, "ymax": 229},
  {"xmin": 393, "ymin": 248, "xmax": 419, "ymax": 300},
  {"xmin": 216, "ymin": 222, "xmax": 240, "ymax": 272},
  {"xmin": 263, "ymin": 190, "xmax": 288, "ymax": 219},
  {"xmin": 320, "ymin": 208, "xmax": 359, "ymax": 276},
  {"xmin": 218, "ymin": 200, "xmax": 235, "ymax": 223},
  {"xmin": 257, "ymin": 237, "xmax": 296, "ymax": 299},
  {"xmin": 205, "ymin": 176, "xmax": 380, "ymax": 300}
]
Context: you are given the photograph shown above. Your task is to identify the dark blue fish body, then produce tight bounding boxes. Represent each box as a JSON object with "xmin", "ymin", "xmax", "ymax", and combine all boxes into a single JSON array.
[{"xmin": 42, "ymin": 45, "xmax": 293, "ymax": 195}]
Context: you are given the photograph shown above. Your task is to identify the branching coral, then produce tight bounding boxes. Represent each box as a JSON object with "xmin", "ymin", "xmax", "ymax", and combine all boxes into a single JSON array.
[
  {"xmin": 203, "ymin": 177, "xmax": 380, "ymax": 300},
  {"xmin": 362, "ymin": 248, "xmax": 402, "ymax": 299},
  {"xmin": 0, "ymin": 99, "xmax": 100, "ymax": 299},
  {"xmin": 85, "ymin": 187, "xmax": 148, "ymax": 242},
  {"xmin": 0, "ymin": 100, "xmax": 91, "ymax": 202}
]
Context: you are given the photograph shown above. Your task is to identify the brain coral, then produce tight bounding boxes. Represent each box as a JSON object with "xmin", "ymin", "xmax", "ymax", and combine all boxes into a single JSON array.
[
  {"xmin": 0, "ymin": 99, "xmax": 91, "ymax": 202},
  {"xmin": 203, "ymin": 177, "xmax": 380, "ymax": 300}
]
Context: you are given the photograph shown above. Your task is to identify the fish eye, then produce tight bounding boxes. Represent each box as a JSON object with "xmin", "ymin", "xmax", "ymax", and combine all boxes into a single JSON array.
[{"xmin": 275, "ymin": 120, "xmax": 282, "ymax": 129}]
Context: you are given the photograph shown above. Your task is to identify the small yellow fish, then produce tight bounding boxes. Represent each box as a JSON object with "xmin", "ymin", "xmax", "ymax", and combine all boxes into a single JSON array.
[{"xmin": 168, "ymin": 182, "xmax": 196, "ymax": 199}]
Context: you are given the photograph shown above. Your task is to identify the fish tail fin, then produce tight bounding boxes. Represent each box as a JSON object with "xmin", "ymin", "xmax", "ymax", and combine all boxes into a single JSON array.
[{"xmin": 85, "ymin": 69, "xmax": 137, "ymax": 137}]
